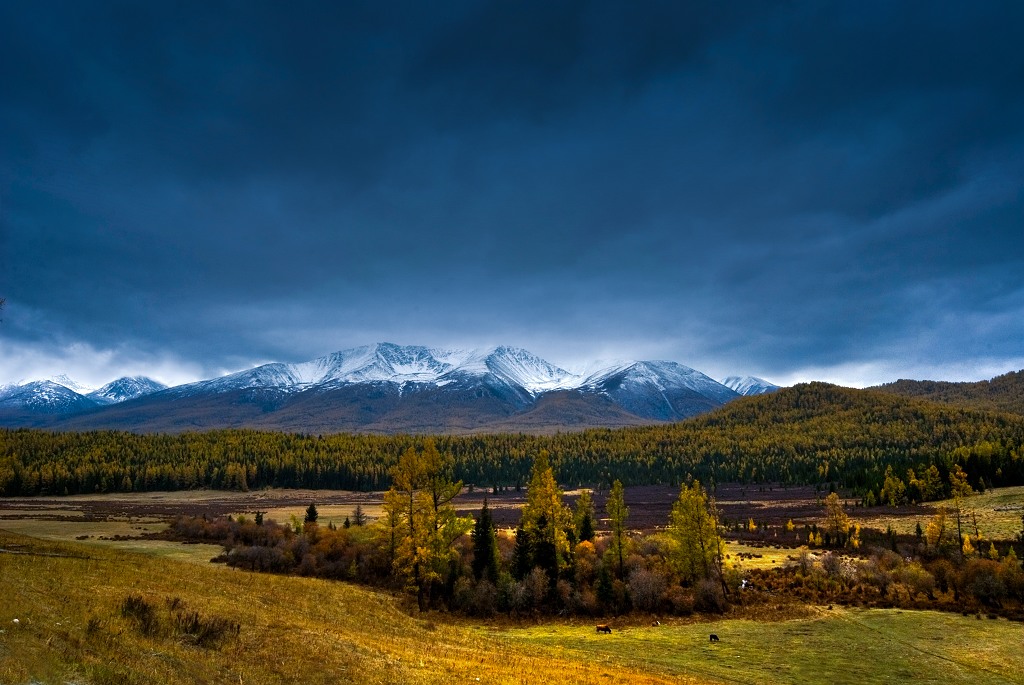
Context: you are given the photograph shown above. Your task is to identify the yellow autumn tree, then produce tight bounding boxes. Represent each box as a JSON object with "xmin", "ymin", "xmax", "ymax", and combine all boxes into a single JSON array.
[
  {"xmin": 519, "ymin": 451, "xmax": 571, "ymax": 579},
  {"xmin": 668, "ymin": 480, "xmax": 726, "ymax": 594}
]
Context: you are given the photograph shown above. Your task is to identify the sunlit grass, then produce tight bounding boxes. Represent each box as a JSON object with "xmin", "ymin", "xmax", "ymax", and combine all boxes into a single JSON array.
[
  {"xmin": 0, "ymin": 531, "xmax": 682, "ymax": 684},
  {"xmin": 505, "ymin": 607, "xmax": 1024, "ymax": 685},
  {"xmin": 860, "ymin": 486, "xmax": 1024, "ymax": 540}
]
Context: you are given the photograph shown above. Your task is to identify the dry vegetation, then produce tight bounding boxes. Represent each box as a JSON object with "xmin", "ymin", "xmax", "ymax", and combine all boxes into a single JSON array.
[
  {"xmin": 0, "ymin": 530, "xmax": 684, "ymax": 685},
  {"xmin": 3, "ymin": 482, "xmax": 1024, "ymax": 684}
]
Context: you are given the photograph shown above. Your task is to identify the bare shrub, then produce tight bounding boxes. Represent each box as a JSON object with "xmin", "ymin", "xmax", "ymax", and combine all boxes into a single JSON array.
[
  {"xmin": 821, "ymin": 552, "xmax": 843, "ymax": 578},
  {"xmin": 694, "ymin": 579, "xmax": 727, "ymax": 613},
  {"xmin": 628, "ymin": 567, "xmax": 667, "ymax": 612},
  {"xmin": 524, "ymin": 567, "xmax": 550, "ymax": 609},
  {"xmin": 471, "ymin": 579, "xmax": 498, "ymax": 617}
]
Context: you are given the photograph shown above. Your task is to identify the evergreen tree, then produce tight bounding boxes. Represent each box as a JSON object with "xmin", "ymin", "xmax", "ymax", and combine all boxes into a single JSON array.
[
  {"xmin": 304, "ymin": 502, "xmax": 319, "ymax": 524},
  {"xmin": 512, "ymin": 525, "xmax": 533, "ymax": 580},
  {"xmin": 352, "ymin": 504, "xmax": 366, "ymax": 526},
  {"xmin": 471, "ymin": 498, "xmax": 500, "ymax": 582},
  {"xmin": 574, "ymin": 489, "xmax": 596, "ymax": 543}
]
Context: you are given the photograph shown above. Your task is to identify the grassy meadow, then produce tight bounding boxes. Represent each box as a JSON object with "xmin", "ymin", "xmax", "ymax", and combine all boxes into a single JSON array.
[
  {"xmin": 2, "ymin": 526, "xmax": 1022, "ymax": 684},
  {"xmin": 860, "ymin": 485, "xmax": 1024, "ymax": 540},
  {"xmin": 3, "ymin": 487, "xmax": 1024, "ymax": 684},
  {"xmin": 508, "ymin": 608, "xmax": 1024, "ymax": 685},
  {"xmin": 1, "ymin": 530, "xmax": 685, "ymax": 685}
]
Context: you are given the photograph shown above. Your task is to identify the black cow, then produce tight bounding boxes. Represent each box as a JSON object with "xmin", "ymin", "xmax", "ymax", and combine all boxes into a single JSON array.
[{"xmin": 709, "ymin": 634, "xmax": 720, "ymax": 642}]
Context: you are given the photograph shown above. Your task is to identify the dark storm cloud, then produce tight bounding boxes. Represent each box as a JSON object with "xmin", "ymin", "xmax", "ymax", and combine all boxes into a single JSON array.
[{"xmin": 2, "ymin": 1, "xmax": 1023, "ymax": 386}]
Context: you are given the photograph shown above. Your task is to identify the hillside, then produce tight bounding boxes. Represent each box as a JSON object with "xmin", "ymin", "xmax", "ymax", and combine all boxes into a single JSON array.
[
  {"xmin": 3, "ymin": 383, "xmax": 1024, "ymax": 499},
  {"xmin": 873, "ymin": 369, "xmax": 1024, "ymax": 416}
]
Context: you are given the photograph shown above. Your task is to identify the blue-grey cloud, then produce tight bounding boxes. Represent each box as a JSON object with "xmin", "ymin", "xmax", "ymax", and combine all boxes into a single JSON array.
[{"xmin": 2, "ymin": 1, "xmax": 1023, "ymax": 388}]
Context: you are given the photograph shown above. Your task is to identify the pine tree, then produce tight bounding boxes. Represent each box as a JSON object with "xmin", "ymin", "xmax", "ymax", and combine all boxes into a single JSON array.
[
  {"xmin": 574, "ymin": 489, "xmax": 596, "ymax": 543},
  {"xmin": 304, "ymin": 502, "xmax": 319, "ymax": 524},
  {"xmin": 352, "ymin": 504, "xmax": 366, "ymax": 526},
  {"xmin": 512, "ymin": 525, "xmax": 533, "ymax": 580},
  {"xmin": 471, "ymin": 498, "xmax": 500, "ymax": 582}
]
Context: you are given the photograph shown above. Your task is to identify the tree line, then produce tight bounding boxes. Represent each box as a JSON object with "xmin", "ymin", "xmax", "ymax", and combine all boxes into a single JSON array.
[
  {"xmin": 166, "ymin": 445, "xmax": 1024, "ymax": 619},
  {"xmin": 169, "ymin": 444, "xmax": 734, "ymax": 616},
  {"xmin": 3, "ymin": 383, "xmax": 1024, "ymax": 497}
]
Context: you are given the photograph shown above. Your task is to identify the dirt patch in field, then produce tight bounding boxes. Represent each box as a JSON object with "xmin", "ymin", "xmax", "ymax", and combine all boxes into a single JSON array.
[{"xmin": 1, "ymin": 482, "xmax": 938, "ymax": 535}]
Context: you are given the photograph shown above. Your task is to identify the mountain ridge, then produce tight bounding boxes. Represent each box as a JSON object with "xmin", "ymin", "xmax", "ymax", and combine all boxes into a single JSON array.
[{"xmin": 0, "ymin": 343, "xmax": 753, "ymax": 433}]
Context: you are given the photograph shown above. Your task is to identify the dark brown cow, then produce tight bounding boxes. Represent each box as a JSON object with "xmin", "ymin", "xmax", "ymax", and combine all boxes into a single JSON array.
[{"xmin": 596, "ymin": 624, "xmax": 612, "ymax": 634}]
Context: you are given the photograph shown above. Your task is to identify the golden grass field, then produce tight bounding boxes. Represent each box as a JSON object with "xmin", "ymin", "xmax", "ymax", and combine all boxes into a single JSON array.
[{"xmin": 3, "ymin": 488, "xmax": 1024, "ymax": 684}]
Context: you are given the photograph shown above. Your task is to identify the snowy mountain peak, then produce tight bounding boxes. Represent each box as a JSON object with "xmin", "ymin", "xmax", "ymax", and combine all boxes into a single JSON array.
[
  {"xmin": 87, "ymin": 376, "xmax": 168, "ymax": 405},
  {"xmin": 48, "ymin": 374, "xmax": 96, "ymax": 394},
  {"xmin": 1, "ymin": 344, "xmax": 753, "ymax": 428},
  {"xmin": 721, "ymin": 376, "xmax": 780, "ymax": 396},
  {"xmin": 584, "ymin": 360, "xmax": 740, "ymax": 404},
  {"xmin": 0, "ymin": 380, "xmax": 98, "ymax": 413}
]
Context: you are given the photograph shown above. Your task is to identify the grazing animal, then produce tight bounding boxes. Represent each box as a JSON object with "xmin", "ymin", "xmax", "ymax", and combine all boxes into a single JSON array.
[
  {"xmin": 651, "ymin": 621, "xmax": 660, "ymax": 627},
  {"xmin": 596, "ymin": 624, "xmax": 612, "ymax": 634},
  {"xmin": 709, "ymin": 634, "xmax": 719, "ymax": 642}
]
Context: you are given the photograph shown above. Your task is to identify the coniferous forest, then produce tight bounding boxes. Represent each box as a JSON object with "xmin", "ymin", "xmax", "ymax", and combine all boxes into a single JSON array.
[{"xmin": 3, "ymin": 383, "xmax": 1024, "ymax": 501}]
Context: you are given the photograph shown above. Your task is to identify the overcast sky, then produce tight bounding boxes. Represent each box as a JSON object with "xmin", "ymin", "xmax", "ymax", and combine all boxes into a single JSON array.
[{"xmin": 2, "ymin": 1, "xmax": 1023, "ymax": 389}]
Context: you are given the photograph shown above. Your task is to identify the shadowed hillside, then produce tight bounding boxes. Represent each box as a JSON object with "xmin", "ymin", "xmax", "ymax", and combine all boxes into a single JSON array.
[{"xmin": 874, "ymin": 369, "xmax": 1024, "ymax": 416}]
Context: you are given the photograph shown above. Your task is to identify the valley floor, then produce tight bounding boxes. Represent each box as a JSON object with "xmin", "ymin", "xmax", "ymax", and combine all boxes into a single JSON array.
[
  {"xmin": 1, "ymin": 528, "xmax": 1022, "ymax": 684},
  {"xmin": 2, "ymin": 487, "xmax": 1024, "ymax": 684}
]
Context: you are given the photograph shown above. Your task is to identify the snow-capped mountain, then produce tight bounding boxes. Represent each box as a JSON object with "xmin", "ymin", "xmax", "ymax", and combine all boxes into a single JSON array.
[
  {"xmin": 175, "ymin": 343, "xmax": 577, "ymax": 397},
  {"xmin": 721, "ymin": 376, "xmax": 780, "ymax": 396},
  {"xmin": 0, "ymin": 344, "xmax": 756, "ymax": 433},
  {"xmin": 0, "ymin": 380, "xmax": 99, "ymax": 414},
  {"xmin": 48, "ymin": 374, "xmax": 96, "ymax": 395},
  {"xmin": 87, "ymin": 376, "xmax": 168, "ymax": 405},
  {"xmin": 579, "ymin": 361, "xmax": 739, "ymax": 421}
]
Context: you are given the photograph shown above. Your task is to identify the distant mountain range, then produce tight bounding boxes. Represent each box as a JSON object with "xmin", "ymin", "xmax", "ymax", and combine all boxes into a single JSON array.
[{"xmin": 0, "ymin": 343, "xmax": 778, "ymax": 433}]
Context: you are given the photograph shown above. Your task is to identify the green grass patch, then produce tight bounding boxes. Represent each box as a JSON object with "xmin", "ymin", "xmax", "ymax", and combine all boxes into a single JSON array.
[
  {"xmin": 862, "ymin": 486, "xmax": 1024, "ymax": 540},
  {"xmin": 505, "ymin": 608, "xmax": 1024, "ymax": 685}
]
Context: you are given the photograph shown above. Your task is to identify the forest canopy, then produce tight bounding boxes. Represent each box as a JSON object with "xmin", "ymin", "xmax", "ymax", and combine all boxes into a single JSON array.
[{"xmin": 2, "ymin": 384, "xmax": 1023, "ymax": 498}]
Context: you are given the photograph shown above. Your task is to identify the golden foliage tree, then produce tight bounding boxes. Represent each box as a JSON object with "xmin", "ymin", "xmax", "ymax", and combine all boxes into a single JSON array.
[
  {"xmin": 605, "ymin": 480, "xmax": 629, "ymax": 580},
  {"xmin": 668, "ymin": 480, "xmax": 725, "ymax": 593}
]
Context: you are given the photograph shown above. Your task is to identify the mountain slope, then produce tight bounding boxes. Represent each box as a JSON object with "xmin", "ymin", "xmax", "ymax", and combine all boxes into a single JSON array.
[
  {"xmin": 1, "ymin": 343, "xmax": 745, "ymax": 434},
  {"xmin": 87, "ymin": 376, "xmax": 168, "ymax": 405},
  {"xmin": 873, "ymin": 370, "xmax": 1024, "ymax": 416},
  {"xmin": 580, "ymin": 361, "xmax": 739, "ymax": 421},
  {"xmin": 0, "ymin": 381, "xmax": 99, "ymax": 414}
]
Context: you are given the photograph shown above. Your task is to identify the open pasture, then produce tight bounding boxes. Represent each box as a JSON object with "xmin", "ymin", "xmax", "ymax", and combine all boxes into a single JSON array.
[
  {"xmin": 0, "ymin": 530, "xmax": 685, "ymax": 685},
  {"xmin": 858, "ymin": 486, "xmax": 1024, "ymax": 540},
  {"xmin": 507, "ymin": 608, "xmax": 1024, "ymax": 685}
]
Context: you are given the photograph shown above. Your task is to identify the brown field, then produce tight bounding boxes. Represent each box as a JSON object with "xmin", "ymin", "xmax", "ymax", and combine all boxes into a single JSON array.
[{"xmin": 4, "ymin": 481, "xmax": 997, "ymax": 550}]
